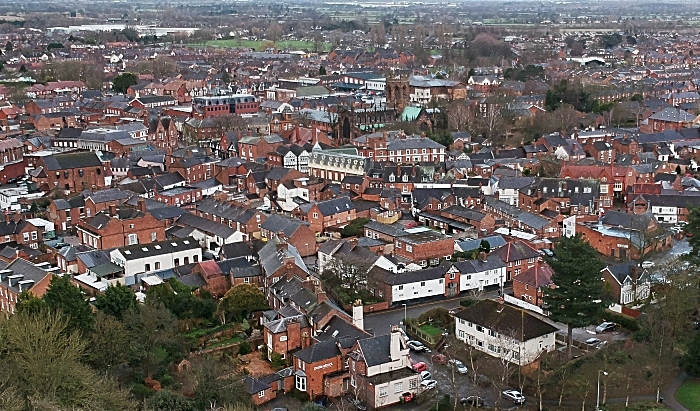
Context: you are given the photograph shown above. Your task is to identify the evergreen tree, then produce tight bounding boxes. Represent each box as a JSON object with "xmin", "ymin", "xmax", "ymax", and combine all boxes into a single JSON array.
[
  {"xmin": 43, "ymin": 275, "xmax": 94, "ymax": 334},
  {"xmin": 112, "ymin": 72, "xmax": 138, "ymax": 94},
  {"xmin": 543, "ymin": 235, "xmax": 606, "ymax": 358},
  {"xmin": 681, "ymin": 319, "xmax": 700, "ymax": 377},
  {"xmin": 95, "ymin": 283, "xmax": 136, "ymax": 319},
  {"xmin": 319, "ymin": 65, "xmax": 327, "ymax": 75}
]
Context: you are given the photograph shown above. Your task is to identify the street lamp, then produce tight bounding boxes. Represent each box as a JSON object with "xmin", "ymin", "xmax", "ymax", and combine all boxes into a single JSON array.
[
  {"xmin": 402, "ymin": 303, "xmax": 407, "ymax": 330},
  {"xmin": 596, "ymin": 370, "xmax": 608, "ymax": 411}
]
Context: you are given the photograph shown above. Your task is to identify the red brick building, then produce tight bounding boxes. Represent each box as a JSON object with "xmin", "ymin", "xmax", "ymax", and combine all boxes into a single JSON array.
[
  {"xmin": 492, "ymin": 240, "xmax": 542, "ymax": 281},
  {"xmin": 393, "ymin": 230, "xmax": 454, "ymax": 267},
  {"xmin": 75, "ymin": 202, "xmax": 167, "ymax": 250},
  {"xmin": 31, "ymin": 151, "xmax": 109, "ymax": 193},
  {"xmin": 0, "ymin": 258, "xmax": 53, "ymax": 314},
  {"xmin": 296, "ymin": 196, "xmax": 357, "ymax": 234},
  {"xmin": 512, "ymin": 262, "xmax": 554, "ymax": 307}
]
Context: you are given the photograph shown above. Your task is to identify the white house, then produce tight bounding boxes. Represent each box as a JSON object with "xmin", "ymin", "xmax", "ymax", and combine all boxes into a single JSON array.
[
  {"xmin": 276, "ymin": 181, "xmax": 310, "ymax": 212},
  {"xmin": 454, "ymin": 299, "xmax": 558, "ymax": 365},
  {"xmin": 373, "ymin": 265, "xmax": 447, "ymax": 304},
  {"xmin": 110, "ymin": 237, "xmax": 202, "ymax": 277},
  {"xmin": 172, "ymin": 213, "xmax": 245, "ymax": 254},
  {"xmin": 494, "ymin": 177, "xmax": 534, "ymax": 207},
  {"xmin": 350, "ymin": 327, "xmax": 420, "ymax": 409},
  {"xmin": 452, "ymin": 254, "xmax": 506, "ymax": 292}
]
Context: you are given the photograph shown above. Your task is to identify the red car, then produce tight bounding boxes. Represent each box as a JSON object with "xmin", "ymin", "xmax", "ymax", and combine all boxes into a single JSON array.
[{"xmin": 412, "ymin": 361, "xmax": 427, "ymax": 372}]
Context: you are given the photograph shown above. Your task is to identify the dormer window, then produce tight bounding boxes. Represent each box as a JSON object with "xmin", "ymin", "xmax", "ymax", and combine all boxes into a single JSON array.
[
  {"xmin": 402, "ymin": 174, "xmax": 408, "ymax": 182},
  {"xmin": 389, "ymin": 174, "xmax": 395, "ymax": 182}
]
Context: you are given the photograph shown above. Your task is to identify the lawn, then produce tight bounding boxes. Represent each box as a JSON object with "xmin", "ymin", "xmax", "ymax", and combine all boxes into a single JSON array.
[
  {"xmin": 206, "ymin": 335, "xmax": 243, "ymax": 349},
  {"xmin": 204, "ymin": 39, "xmax": 332, "ymax": 52},
  {"xmin": 676, "ymin": 378, "xmax": 700, "ymax": 411},
  {"xmin": 420, "ymin": 323, "xmax": 444, "ymax": 337}
]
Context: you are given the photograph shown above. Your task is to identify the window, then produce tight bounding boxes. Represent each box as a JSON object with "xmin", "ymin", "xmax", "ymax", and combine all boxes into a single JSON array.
[
  {"xmin": 174, "ymin": 258, "xmax": 180, "ymax": 266},
  {"xmin": 394, "ymin": 382, "xmax": 403, "ymax": 393},
  {"xmin": 193, "ymin": 255, "xmax": 199, "ymax": 263},
  {"xmin": 259, "ymin": 391, "xmax": 265, "ymax": 398},
  {"xmin": 295, "ymin": 375, "xmax": 307, "ymax": 392},
  {"xmin": 128, "ymin": 234, "xmax": 138, "ymax": 245},
  {"xmin": 420, "ymin": 281, "xmax": 425, "ymax": 286},
  {"xmin": 145, "ymin": 264, "xmax": 151, "ymax": 272},
  {"xmin": 151, "ymin": 232, "xmax": 157, "ymax": 242},
  {"xmin": 23, "ymin": 232, "xmax": 29, "ymax": 241},
  {"xmin": 184, "ymin": 257, "xmax": 189, "ymax": 265},
  {"xmin": 476, "ymin": 325, "xmax": 484, "ymax": 332},
  {"xmin": 379, "ymin": 386, "xmax": 388, "ymax": 397},
  {"xmin": 458, "ymin": 330, "xmax": 465, "ymax": 339},
  {"xmin": 398, "ymin": 285, "xmax": 403, "ymax": 290},
  {"xmin": 406, "ymin": 245, "xmax": 413, "ymax": 252},
  {"xmin": 313, "ymin": 212, "xmax": 318, "ymax": 219},
  {"xmin": 409, "ymin": 378, "xmax": 418, "ymax": 389},
  {"xmin": 31, "ymin": 231, "xmax": 37, "ymax": 240}
]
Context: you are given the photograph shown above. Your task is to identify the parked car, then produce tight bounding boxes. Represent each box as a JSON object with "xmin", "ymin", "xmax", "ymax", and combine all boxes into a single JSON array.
[
  {"xmin": 256, "ymin": 204, "xmax": 271, "ymax": 212},
  {"xmin": 540, "ymin": 248, "xmax": 554, "ymax": 257},
  {"xmin": 407, "ymin": 340, "xmax": 426, "ymax": 352},
  {"xmin": 432, "ymin": 353, "xmax": 448, "ymax": 364},
  {"xmin": 344, "ymin": 395, "xmax": 368, "ymax": 411},
  {"xmin": 420, "ymin": 380, "xmax": 437, "ymax": 391},
  {"xmin": 585, "ymin": 337, "xmax": 605, "ymax": 348},
  {"xmin": 596, "ymin": 321, "xmax": 616, "ymax": 333},
  {"xmin": 448, "ymin": 359, "xmax": 469, "ymax": 374},
  {"xmin": 420, "ymin": 370, "xmax": 432, "ymax": 381},
  {"xmin": 460, "ymin": 396, "xmax": 485, "ymax": 407},
  {"xmin": 502, "ymin": 390, "xmax": 526, "ymax": 404},
  {"xmin": 412, "ymin": 362, "xmax": 427, "ymax": 373},
  {"xmin": 641, "ymin": 261, "xmax": 655, "ymax": 269}
]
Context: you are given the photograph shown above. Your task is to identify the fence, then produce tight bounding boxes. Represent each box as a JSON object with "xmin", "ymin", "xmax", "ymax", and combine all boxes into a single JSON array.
[
  {"xmin": 405, "ymin": 321, "xmax": 444, "ymax": 348},
  {"xmin": 503, "ymin": 294, "xmax": 545, "ymax": 315}
]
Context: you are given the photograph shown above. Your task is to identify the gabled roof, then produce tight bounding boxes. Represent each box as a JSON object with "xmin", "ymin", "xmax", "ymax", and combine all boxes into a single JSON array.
[
  {"xmin": 294, "ymin": 339, "xmax": 341, "ymax": 364},
  {"xmin": 42, "ymin": 152, "xmax": 102, "ymax": 170},
  {"xmin": 514, "ymin": 263, "xmax": 554, "ymax": 288},
  {"xmin": 493, "ymin": 240, "xmax": 540, "ymax": 263},
  {"xmin": 455, "ymin": 299, "xmax": 558, "ymax": 341}
]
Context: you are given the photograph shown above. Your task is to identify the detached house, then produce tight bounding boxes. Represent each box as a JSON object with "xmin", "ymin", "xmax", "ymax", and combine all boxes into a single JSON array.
[
  {"xmin": 601, "ymin": 262, "xmax": 650, "ymax": 306},
  {"xmin": 454, "ymin": 299, "xmax": 557, "ymax": 365},
  {"xmin": 31, "ymin": 152, "xmax": 110, "ymax": 193}
]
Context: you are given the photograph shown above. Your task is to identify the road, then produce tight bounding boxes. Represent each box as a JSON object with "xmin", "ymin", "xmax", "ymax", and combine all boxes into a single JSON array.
[{"xmin": 363, "ymin": 289, "xmax": 504, "ymax": 336}]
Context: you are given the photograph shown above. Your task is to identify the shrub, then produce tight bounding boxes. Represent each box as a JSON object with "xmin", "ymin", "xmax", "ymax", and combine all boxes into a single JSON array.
[
  {"xmin": 238, "ymin": 341, "xmax": 252, "ymax": 355},
  {"xmin": 601, "ymin": 311, "xmax": 639, "ymax": 332},
  {"xmin": 292, "ymin": 389, "xmax": 311, "ymax": 402},
  {"xmin": 130, "ymin": 383, "xmax": 153, "ymax": 399},
  {"xmin": 270, "ymin": 352, "xmax": 286, "ymax": 368}
]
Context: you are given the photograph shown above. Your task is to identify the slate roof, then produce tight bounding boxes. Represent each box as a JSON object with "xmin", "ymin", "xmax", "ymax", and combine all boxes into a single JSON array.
[
  {"xmin": 604, "ymin": 261, "xmax": 647, "ymax": 285},
  {"xmin": 372, "ymin": 264, "xmax": 449, "ymax": 286},
  {"xmin": 441, "ymin": 205, "xmax": 488, "ymax": 222},
  {"xmin": 294, "ymin": 339, "xmax": 341, "ymax": 364},
  {"xmin": 257, "ymin": 236, "xmax": 308, "ymax": 278},
  {"xmin": 242, "ymin": 376, "xmax": 270, "ymax": 394},
  {"xmin": 260, "ymin": 214, "xmax": 308, "ymax": 238},
  {"xmin": 0, "ymin": 258, "xmax": 52, "ymax": 294},
  {"xmin": 454, "ymin": 254, "xmax": 506, "ymax": 274},
  {"xmin": 455, "ymin": 299, "xmax": 558, "ymax": 341},
  {"xmin": 83, "ymin": 188, "xmax": 132, "ymax": 204},
  {"xmin": 42, "ymin": 152, "xmax": 102, "ymax": 170},
  {"xmin": 601, "ymin": 210, "xmax": 654, "ymax": 230},
  {"xmin": 357, "ymin": 334, "xmax": 393, "ymax": 367},
  {"xmin": 175, "ymin": 213, "xmax": 237, "ymax": 238},
  {"xmin": 115, "ymin": 237, "xmax": 199, "ymax": 261},
  {"xmin": 455, "ymin": 235, "xmax": 507, "ymax": 252},
  {"xmin": 300, "ymin": 196, "xmax": 354, "ymax": 216}
]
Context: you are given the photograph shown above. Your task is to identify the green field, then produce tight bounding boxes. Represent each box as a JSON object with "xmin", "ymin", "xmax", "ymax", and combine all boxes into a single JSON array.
[
  {"xmin": 203, "ymin": 39, "xmax": 332, "ymax": 52},
  {"xmin": 676, "ymin": 379, "xmax": 700, "ymax": 411}
]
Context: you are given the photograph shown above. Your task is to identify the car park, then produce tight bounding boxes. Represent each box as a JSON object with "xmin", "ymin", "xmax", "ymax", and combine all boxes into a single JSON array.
[
  {"xmin": 420, "ymin": 370, "xmax": 432, "ymax": 381},
  {"xmin": 460, "ymin": 396, "xmax": 485, "ymax": 407},
  {"xmin": 502, "ymin": 390, "xmax": 526, "ymax": 404},
  {"xmin": 412, "ymin": 362, "xmax": 427, "ymax": 372},
  {"xmin": 407, "ymin": 340, "xmax": 426, "ymax": 352},
  {"xmin": 448, "ymin": 359, "xmax": 469, "ymax": 374},
  {"xmin": 420, "ymin": 379, "xmax": 437, "ymax": 390},
  {"xmin": 596, "ymin": 321, "xmax": 616, "ymax": 333}
]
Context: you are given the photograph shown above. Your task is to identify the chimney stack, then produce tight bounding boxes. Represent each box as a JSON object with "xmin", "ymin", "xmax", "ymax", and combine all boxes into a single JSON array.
[
  {"xmin": 109, "ymin": 204, "xmax": 117, "ymax": 216},
  {"xmin": 352, "ymin": 301, "xmax": 364, "ymax": 330},
  {"xmin": 390, "ymin": 326, "xmax": 403, "ymax": 361},
  {"xmin": 138, "ymin": 197, "xmax": 147, "ymax": 213}
]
